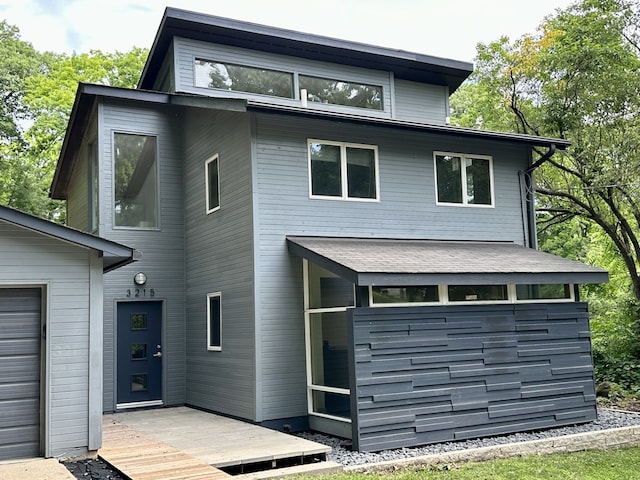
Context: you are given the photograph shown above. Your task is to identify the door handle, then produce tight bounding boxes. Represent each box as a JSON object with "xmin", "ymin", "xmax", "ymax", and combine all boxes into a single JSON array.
[{"xmin": 153, "ymin": 352, "xmax": 162, "ymax": 358}]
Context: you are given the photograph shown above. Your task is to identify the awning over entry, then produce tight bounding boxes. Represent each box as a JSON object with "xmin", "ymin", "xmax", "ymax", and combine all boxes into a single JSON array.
[{"xmin": 286, "ymin": 236, "xmax": 608, "ymax": 286}]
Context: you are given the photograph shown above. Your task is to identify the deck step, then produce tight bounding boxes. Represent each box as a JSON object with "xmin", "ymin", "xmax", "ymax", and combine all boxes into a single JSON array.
[{"xmin": 233, "ymin": 461, "xmax": 343, "ymax": 479}]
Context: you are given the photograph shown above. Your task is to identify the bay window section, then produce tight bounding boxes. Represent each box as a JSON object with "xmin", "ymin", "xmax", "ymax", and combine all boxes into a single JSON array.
[
  {"xmin": 113, "ymin": 133, "xmax": 158, "ymax": 228},
  {"xmin": 309, "ymin": 140, "xmax": 378, "ymax": 201},
  {"xmin": 304, "ymin": 261, "xmax": 354, "ymax": 422}
]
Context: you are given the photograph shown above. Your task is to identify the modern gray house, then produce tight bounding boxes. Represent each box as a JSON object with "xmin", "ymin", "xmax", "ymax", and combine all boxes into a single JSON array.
[
  {"xmin": 0, "ymin": 205, "xmax": 136, "ymax": 460},
  {"xmin": 50, "ymin": 7, "xmax": 608, "ymax": 452}
]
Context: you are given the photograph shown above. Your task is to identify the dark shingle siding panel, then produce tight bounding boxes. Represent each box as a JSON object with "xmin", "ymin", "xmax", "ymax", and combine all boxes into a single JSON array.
[{"xmin": 350, "ymin": 303, "xmax": 597, "ymax": 452}]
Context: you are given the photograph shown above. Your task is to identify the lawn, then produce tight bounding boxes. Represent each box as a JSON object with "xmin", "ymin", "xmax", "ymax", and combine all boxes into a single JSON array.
[{"xmin": 298, "ymin": 447, "xmax": 640, "ymax": 480}]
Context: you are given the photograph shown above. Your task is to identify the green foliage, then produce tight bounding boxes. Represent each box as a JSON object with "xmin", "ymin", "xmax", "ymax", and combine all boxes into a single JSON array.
[{"xmin": 0, "ymin": 19, "xmax": 148, "ymax": 220}]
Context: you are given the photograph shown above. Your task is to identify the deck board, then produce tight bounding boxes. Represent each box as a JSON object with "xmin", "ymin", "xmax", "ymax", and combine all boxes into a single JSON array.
[{"xmin": 101, "ymin": 419, "xmax": 229, "ymax": 480}]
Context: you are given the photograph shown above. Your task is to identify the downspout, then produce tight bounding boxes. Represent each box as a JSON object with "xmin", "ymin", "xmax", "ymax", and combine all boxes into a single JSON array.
[{"xmin": 521, "ymin": 144, "xmax": 556, "ymax": 249}]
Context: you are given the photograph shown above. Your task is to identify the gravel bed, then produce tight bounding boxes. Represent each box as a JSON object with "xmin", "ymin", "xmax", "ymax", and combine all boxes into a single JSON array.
[{"xmin": 297, "ymin": 409, "xmax": 640, "ymax": 466}]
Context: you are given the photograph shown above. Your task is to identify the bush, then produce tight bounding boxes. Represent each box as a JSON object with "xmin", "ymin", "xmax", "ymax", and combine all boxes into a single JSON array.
[{"xmin": 592, "ymin": 351, "xmax": 640, "ymax": 391}]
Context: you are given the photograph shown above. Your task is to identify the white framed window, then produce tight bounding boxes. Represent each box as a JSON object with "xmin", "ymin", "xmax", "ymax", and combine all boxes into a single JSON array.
[
  {"xmin": 303, "ymin": 261, "xmax": 354, "ymax": 423},
  {"xmin": 308, "ymin": 140, "xmax": 379, "ymax": 201},
  {"xmin": 299, "ymin": 75, "xmax": 383, "ymax": 110},
  {"xmin": 369, "ymin": 284, "xmax": 575, "ymax": 306},
  {"xmin": 434, "ymin": 151, "xmax": 494, "ymax": 207},
  {"xmin": 205, "ymin": 154, "xmax": 220, "ymax": 214},
  {"xmin": 113, "ymin": 132, "xmax": 159, "ymax": 229},
  {"xmin": 207, "ymin": 292, "xmax": 222, "ymax": 351}
]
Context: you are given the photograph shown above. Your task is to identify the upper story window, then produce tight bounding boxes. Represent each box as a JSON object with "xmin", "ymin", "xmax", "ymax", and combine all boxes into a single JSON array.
[
  {"xmin": 195, "ymin": 58, "xmax": 294, "ymax": 98},
  {"xmin": 113, "ymin": 133, "xmax": 158, "ymax": 229},
  {"xmin": 434, "ymin": 152, "xmax": 494, "ymax": 207},
  {"xmin": 299, "ymin": 75, "xmax": 383, "ymax": 110},
  {"xmin": 308, "ymin": 140, "xmax": 379, "ymax": 201},
  {"xmin": 205, "ymin": 154, "xmax": 220, "ymax": 214},
  {"xmin": 88, "ymin": 140, "xmax": 99, "ymax": 233}
]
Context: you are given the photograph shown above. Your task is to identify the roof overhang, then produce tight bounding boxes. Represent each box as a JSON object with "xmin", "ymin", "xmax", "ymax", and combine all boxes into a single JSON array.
[
  {"xmin": 0, "ymin": 205, "xmax": 139, "ymax": 273},
  {"xmin": 50, "ymin": 83, "xmax": 247, "ymax": 200},
  {"xmin": 247, "ymin": 101, "xmax": 570, "ymax": 151},
  {"xmin": 287, "ymin": 236, "xmax": 608, "ymax": 286},
  {"xmin": 140, "ymin": 7, "xmax": 473, "ymax": 93}
]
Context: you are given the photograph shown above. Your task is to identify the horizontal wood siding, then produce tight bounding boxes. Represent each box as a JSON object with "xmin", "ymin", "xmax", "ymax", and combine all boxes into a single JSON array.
[
  {"xmin": 99, "ymin": 99, "xmax": 186, "ymax": 410},
  {"xmin": 173, "ymin": 38, "xmax": 393, "ymax": 117},
  {"xmin": 0, "ymin": 221, "xmax": 96, "ymax": 457},
  {"xmin": 253, "ymin": 113, "xmax": 530, "ymax": 422},
  {"xmin": 183, "ymin": 109, "xmax": 256, "ymax": 419},
  {"xmin": 348, "ymin": 303, "xmax": 596, "ymax": 452},
  {"xmin": 394, "ymin": 79, "xmax": 448, "ymax": 124}
]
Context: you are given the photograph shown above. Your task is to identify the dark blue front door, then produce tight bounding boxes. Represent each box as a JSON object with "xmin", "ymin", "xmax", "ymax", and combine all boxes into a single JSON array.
[{"xmin": 117, "ymin": 301, "xmax": 162, "ymax": 405}]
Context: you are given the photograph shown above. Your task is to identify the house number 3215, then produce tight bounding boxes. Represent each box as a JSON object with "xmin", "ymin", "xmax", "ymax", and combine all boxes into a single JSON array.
[{"xmin": 126, "ymin": 288, "xmax": 155, "ymax": 298}]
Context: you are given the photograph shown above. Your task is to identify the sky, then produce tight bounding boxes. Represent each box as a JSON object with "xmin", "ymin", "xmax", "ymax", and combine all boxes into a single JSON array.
[{"xmin": 0, "ymin": 0, "xmax": 577, "ymax": 63}]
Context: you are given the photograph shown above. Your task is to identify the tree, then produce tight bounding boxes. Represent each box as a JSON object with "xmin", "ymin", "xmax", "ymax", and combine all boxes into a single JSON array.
[
  {"xmin": 0, "ymin": 20, "xmax": 149, "ymax": 220},
  {"xmin": 451, "ymin": 0, "xmax": 640, "ymax": 303}
]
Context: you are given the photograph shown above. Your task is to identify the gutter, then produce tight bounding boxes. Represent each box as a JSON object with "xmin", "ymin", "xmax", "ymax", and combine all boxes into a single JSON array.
[{"xmin": 522, "ymin": 144, "xmax": 558, "ymax": 249}]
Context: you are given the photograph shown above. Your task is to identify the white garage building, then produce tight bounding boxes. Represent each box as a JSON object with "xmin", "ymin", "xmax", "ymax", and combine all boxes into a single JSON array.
[{"xmin": 0, "ymin": 205, "xmax": 136, "ymax": 460}]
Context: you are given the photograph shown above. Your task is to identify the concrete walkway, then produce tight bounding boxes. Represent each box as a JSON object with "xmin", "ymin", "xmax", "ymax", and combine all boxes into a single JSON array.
[{"xmin": 0, "ymin": 458, "xmax": 75, "ymax": 480}]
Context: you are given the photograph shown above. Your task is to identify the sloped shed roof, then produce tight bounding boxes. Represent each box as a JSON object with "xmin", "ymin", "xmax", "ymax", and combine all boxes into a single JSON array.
[{"xmin": 287, "ymin": 236, "xmax": 608, "ymax": 286}]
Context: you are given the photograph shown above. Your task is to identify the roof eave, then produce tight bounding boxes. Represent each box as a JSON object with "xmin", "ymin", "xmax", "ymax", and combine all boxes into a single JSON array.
[{"xmin": 140, "ymin": 7, "xmax": 473, "ymax": 92}]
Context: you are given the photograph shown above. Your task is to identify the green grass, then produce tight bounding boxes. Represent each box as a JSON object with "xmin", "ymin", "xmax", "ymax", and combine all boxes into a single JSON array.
[{"xmin": 297, "ymin": 447, "xmax": 640, "ymax": 480}]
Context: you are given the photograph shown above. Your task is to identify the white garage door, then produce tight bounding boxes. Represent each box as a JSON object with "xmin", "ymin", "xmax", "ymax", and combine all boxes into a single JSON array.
[{"xmin": 0, "ymin": 288, "xmax": 41, "ymax": 460}]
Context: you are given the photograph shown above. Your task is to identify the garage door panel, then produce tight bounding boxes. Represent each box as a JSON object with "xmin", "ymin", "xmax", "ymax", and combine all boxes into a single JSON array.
[
  {"xmin": 0, "ymin": 382, "xmax": 39, "ymax": 401},
  {"xmin": 0, "ymin": 338, "xmax": 40, "ymax": 355},
  {"xmin": 0, "ymin": 288, "xmax": 41, "ymax": 460}
]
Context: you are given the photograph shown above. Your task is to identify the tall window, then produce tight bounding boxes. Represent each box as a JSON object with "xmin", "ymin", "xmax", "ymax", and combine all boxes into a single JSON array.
[
  {"xmin": 88, "ymin": 141, "xmax": 99, "ymax": 232},
  {"xmin": 305, "ymin": 261, "xmax": 354, "ymax": 421},
  {"xmin": 195, "ymin": 59, "xmax": 294, "ymax": 98},
  {"xmin": 113, "ymin": 133, "xmax": 158, "ymax": 228},
  {"xmin": 205, "ymin": 154, "xmax": 220, "ymax": 213},
  {"xmin": 207, "ymin": 293, "xmax": 222, "ymax": 351},
  {"xmin": 434, "ymin": 152, "xmax": 493, "ymax": 206},
  {"xmin": 299, "ymin": 75, "xmax": 383, "ymax": 110},
  {"xmin": 309, "ymin": 140, "xmax": 379, "ymax": 201}
]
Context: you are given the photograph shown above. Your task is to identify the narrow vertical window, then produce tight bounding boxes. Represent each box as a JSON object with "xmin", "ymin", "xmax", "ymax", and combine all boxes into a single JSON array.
[
  {"xmin": 88, "ymin": 141, "xmax": 99, "ymax": 232},
  {"xmin": 205, "ymin": 154, "xmax": 220, "ymax": 213},
  {"xmin": 113, "ymin": 133, "xmax": 159, "ymax": 228},
  {"xmin": 207, "ymin": 293, "xmax": 222, "ymax": 351}
]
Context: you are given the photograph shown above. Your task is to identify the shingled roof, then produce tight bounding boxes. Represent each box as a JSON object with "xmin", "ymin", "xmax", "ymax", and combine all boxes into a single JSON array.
[{"xmin": 287, "ymin": 236, "xmax": 608, "ymax": 286}]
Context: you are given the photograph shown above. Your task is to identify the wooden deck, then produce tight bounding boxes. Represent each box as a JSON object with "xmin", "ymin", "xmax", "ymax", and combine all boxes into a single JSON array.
[
  {"xmin": 100, "ymin": 407, "xmax": 334, "ymax": 479},
  {"xmin": 101, "ymin": 420, "xmax": 229, "ymax": 480}
]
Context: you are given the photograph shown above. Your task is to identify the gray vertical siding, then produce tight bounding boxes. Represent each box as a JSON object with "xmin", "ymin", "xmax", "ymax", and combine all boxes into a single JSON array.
[
  {"xmin": 394, "ymin": 79, "xmax": 448, "ymax": 124},
  {"xmin": 253, "ymin": 112, "xmax": 532, "ymax": 422},
  {"xmin": 0, "ymin": 221, "xmax": 98, "ymax": 458},
  {"xmin": 183, "ymin": 109, "xmax": 257, "ymax": 420},
  {"xmin": 99, "ymin": 99, "xmax": 186, "ymax": 411},
  {"xmin": 348, "ymin": 303, "xmax": 596, "ymax": 452}
]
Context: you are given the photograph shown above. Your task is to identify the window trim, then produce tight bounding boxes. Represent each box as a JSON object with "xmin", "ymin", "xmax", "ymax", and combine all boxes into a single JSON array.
[
  {"xmin": 194, "ymin": 58, "xmax": 294, "ymax": 99},
  {"xmin": 434, "ymin": 151, "xmax": 495, "ymax": 208},
  {"xmin": 112, "ymin": 131, "xmax": 161, "ymax": 230},
  {"xmin": 369, "ymin": 283, "xmax": 575, "ymax": 307},
  {"xmin": 303, "ymin": 260, "xmax": 352, "ymax": 424},
  {"xmin": 206, "ymin": 292, "xmax": 222, "ymax": 351},
  {"xmin": 205, "ymin": 154, "xmax": 221, "ymax": 214},
  {"xmin": 88, "ymin": 139, "xmax": 99, "ymax": 233},
  {"xmin": 308, "ymin": 139, "xmax": 380, "ymax": 202}
]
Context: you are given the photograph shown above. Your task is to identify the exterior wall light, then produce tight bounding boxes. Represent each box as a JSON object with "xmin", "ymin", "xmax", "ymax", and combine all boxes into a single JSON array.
[{"xmin": 134, "ymin": 272, "xmax": 147, "ymax": 286}]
